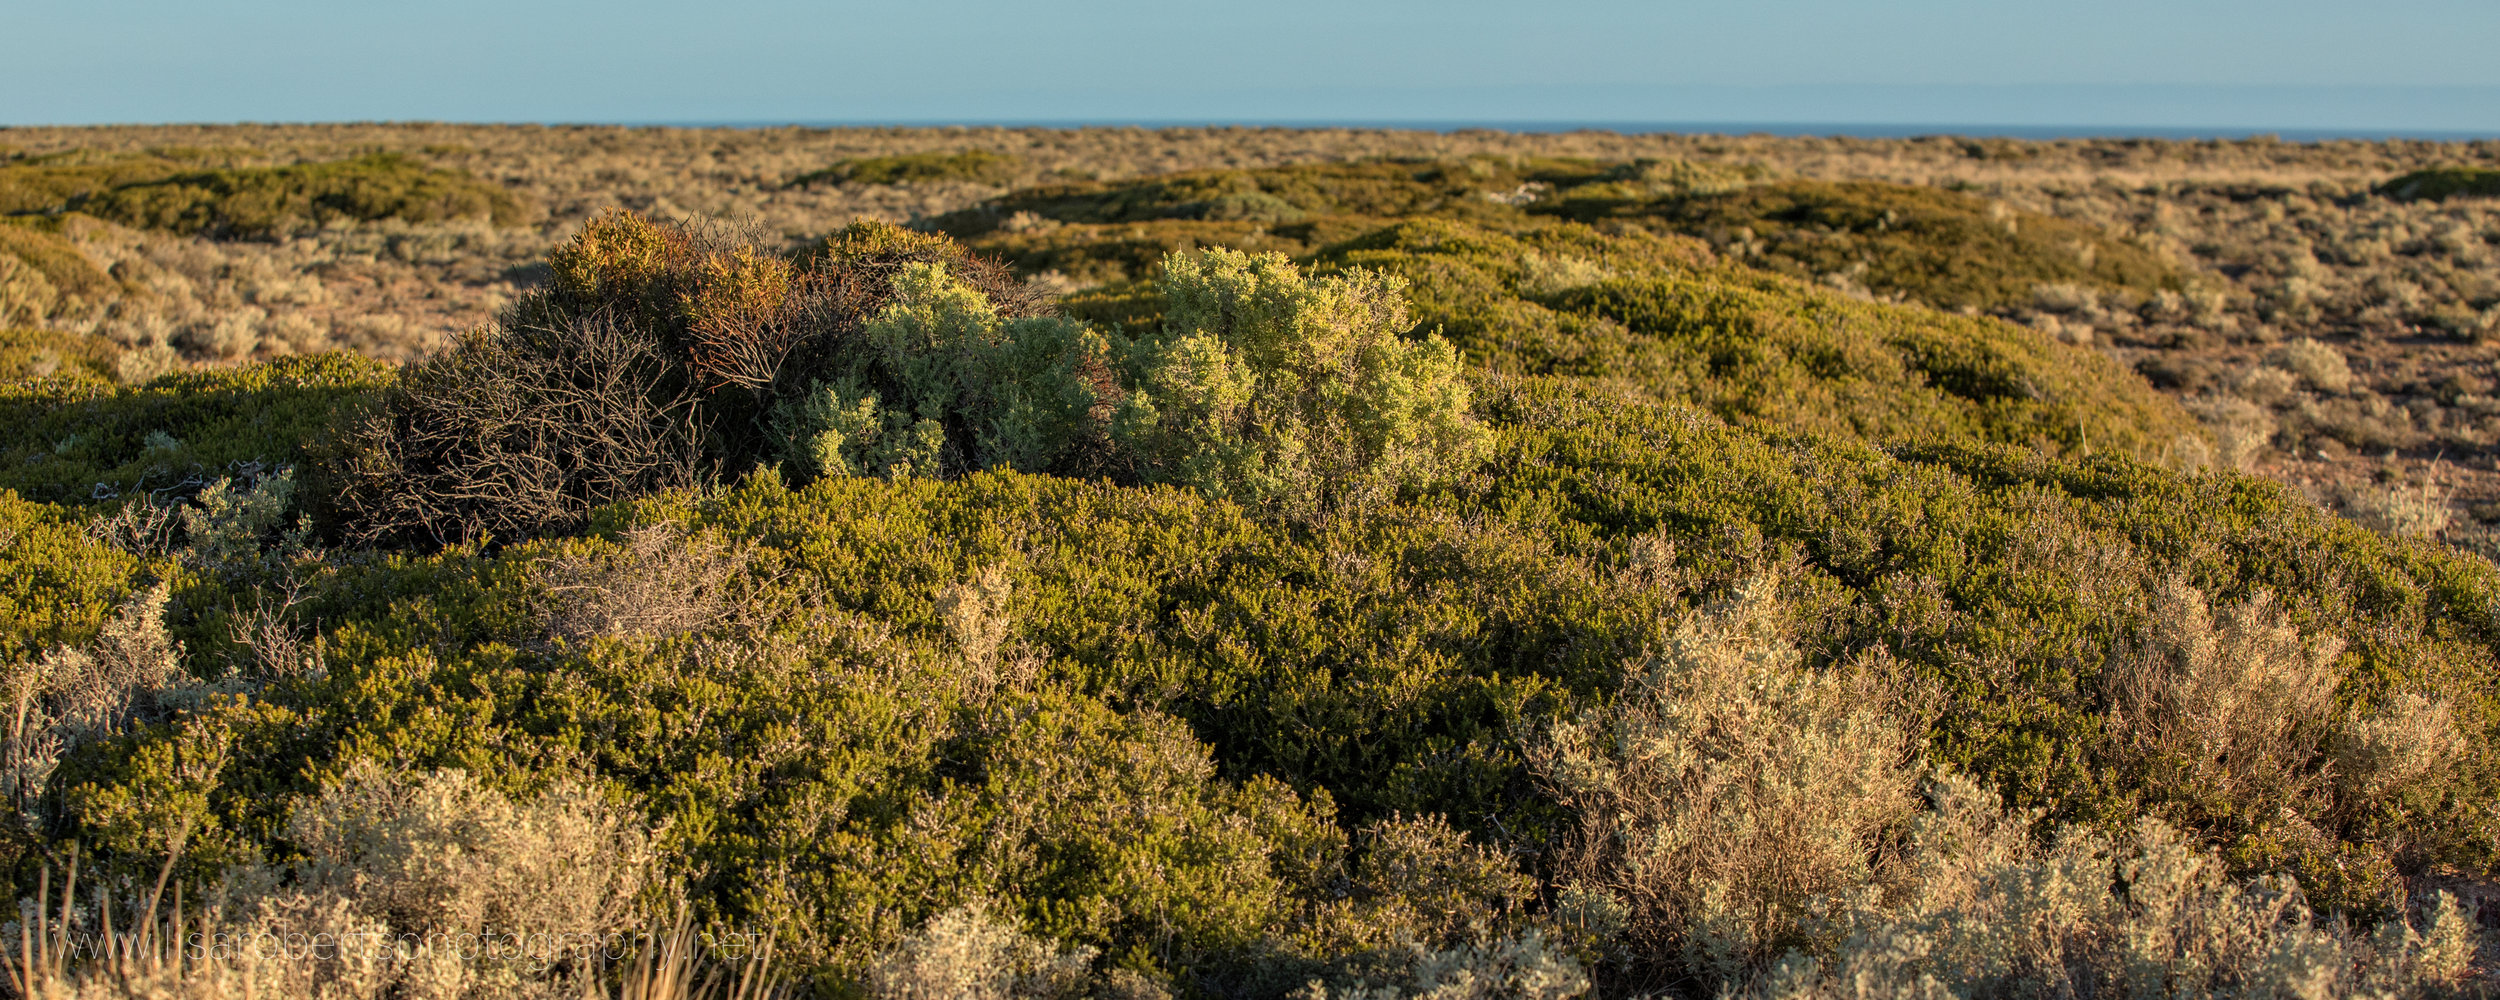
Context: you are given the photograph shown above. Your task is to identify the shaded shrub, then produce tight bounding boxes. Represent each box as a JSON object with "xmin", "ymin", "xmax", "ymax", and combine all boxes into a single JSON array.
[
  {"xmin": 0, "ymin": 352, "xmax": 390, "ymax": 507},
  {"xmin": 0, "ymin": 221, "xmax": 116, "ymax": 330},
  {"xmin": 0, "ymin": 328, "xmax": 118, "ymax": 384},
  {"xmin": 1115, "ymin": 249, "xmax": 1489, "ymax": 506},
  {"xmin": 2378, "ymin": 166, "xmax": 2500, "ymax": 203},
  {"xmin": 1538, "ymin": 178, "xmax": 2190, "ymax": 314}
]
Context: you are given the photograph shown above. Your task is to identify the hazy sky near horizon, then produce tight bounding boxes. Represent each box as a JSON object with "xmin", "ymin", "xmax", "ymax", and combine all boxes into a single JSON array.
[{"xmin": 8, "ymin": 0, "xmax": 2499, "ymax": 129}]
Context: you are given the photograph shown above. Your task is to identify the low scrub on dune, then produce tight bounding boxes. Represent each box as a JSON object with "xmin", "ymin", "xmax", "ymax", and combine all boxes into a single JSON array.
[
  {"xmin": 0, "ymin": 214, "xmax": 2495, "ymax": 998},
  {"xmin": 1, "ymin": 151, "xmax": 534, "ymax": 239}
]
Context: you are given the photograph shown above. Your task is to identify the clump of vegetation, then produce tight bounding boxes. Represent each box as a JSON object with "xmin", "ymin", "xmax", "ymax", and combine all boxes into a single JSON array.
[
  {"xmin": 80, "ymin": 153, "xmax": 535, "ymax": 239},
  {"xmin": 1543, "ymin": 178, "xmax": 2190, "ymax": 313},
  {"xmin": 1114, "ymin": 248, "xmax": 1487, "ymax": 505},
  {"xmin": 0, "ymin": 221, "xmax": 117, "ymax": 330},
  {"xmin": 2, "ymin": 152, "xmax": 532, "ymax": 239},
  {"xmin": 790, "ymin": 149, "xmax": 1020, "ymax": 188},
  {"xmin": 2379, "ymin": 166, "xmax": 2500, "ymax": 202},
  {"xmin": 0, "ymin": 327, "xmax": 119, "ymax": 382},
  {"xmin": 0, "ymin": 353, "xmax": 388, "ymax": 505},
  {"xmin": 1316, "ymin": 219, "xmax": 2198, "ymax": 458},
  {"xmin": 347, "ymin": 211, "xmax": 1490, "ymax": 541}
]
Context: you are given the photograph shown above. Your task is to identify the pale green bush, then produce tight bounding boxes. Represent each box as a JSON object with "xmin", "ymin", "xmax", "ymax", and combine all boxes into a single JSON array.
[
  {"xmin": 1289, "ymin": 932, "xmax": 1589, "ymax": 1000},
  {"xmin": 1737, "ymin": 773, "xmax": 2482, "ymax": 1000},
  {"xmin": 1525, "ymin": 577, "xmax": 1921, "ymax": 983},
  {"xmin": 2270, "ymin": 338, "xmax": 2355, "ymax": 394},
  {"xmin": 1113, "ymin": 249, "xmax": 1489, "ymax": 507},
  {"xmin": 773, "ymin": 263, "xmax": 1111, "ymax": 480},
  {"xmin": 864, "ymin": 903, "xmax": 1093, "ymax": 1000}
]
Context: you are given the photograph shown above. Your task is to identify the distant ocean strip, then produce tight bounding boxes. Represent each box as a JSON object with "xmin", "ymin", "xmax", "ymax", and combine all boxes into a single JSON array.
[{"xmin": 627, "ymin": 120, "xmax": 2500, "ymax": 142}]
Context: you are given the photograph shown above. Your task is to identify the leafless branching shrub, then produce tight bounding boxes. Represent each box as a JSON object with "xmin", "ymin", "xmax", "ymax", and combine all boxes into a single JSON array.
[
  {"xmin": 533, "ymin": 525, "xmax": 755, "ymax": 643},
  {"xmin": 1526, "ymin": 577, "xmax": 1921, "ymax": 984},
  {"xmin": 340, "ymin": 312, "xmax": 708, "ymax": 545}
]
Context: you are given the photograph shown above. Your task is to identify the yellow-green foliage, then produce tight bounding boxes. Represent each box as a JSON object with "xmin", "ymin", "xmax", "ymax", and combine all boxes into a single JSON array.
[
  {"xmin": 0, "ymin": 353, "xmax": 390, "ymax": 505},
  {"xmin": 790, "ymin": 148, "xmax": 1020, "ymax": 187},
  {"xmin": 1115, "ymin": 249, "xmax": 1489, "ymax": 505},
  {"xmin": 1548, "ymin": 179, "xmax": 2188, "ymax": 312},
  {"xmin": 2378, "ymin": 166, "xmax": 2500, "ymax": 202},
  {"xmin": 0, "ymin": 328, "xmax": 118, "ymax": 383},
  {"xmin": 0, "ymin": 492, "xmax": 152, "ymax": 664},
  {"xmin": 1319, "ymin": 220, "xmax": 2197, "ymax": 458},
  {"xmin": 3, "ymin": 152, "xmax": 533, "ymax": 239}
]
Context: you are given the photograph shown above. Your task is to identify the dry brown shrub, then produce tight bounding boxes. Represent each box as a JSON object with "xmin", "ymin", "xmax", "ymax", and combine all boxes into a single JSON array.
[
  {"xmin": 533, "ymin": 524, "xmax": 756, "ymax": 643},
  {"xmin": 2103, "ymin": 578, "xmax": 2344, "ymax": 818},
  {"xmin": 339, "ymin": 311, "xmax": 708, "ymax": 545},
  {"xmin": 1526, "ymin": 577, "xmax": 1921, "ymax": 984}
]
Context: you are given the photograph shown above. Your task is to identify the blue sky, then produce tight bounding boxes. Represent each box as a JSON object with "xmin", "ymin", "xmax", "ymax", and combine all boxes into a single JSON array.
[{"xmin": 8, "ymin": 0, "xmax": 2499, "ymax": 131}]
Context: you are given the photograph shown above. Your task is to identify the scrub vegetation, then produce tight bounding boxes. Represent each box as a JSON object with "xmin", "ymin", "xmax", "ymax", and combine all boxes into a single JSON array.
[{"xmin": 0, "ymin": 124, "xmax": 2497, "ymax": 998}]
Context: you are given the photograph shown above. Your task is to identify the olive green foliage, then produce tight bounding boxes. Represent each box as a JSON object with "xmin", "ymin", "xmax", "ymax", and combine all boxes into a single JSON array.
[
  {"xmin": 790, "ymin": 149, "xmax": 1020, "ymax": 188},
  {"xmin": 0, "ymin": 353, "xmax": 389, "ymax": 506},
  {"xmin": 934, "ymin": 159, "xmax": 2184, "ymax": 321},
  {"xmin": 1115, "ymin": 249, "xmax": 1489, "ymax": 505},
  {"xmin": 2378, "ymin": 166, "xmax": 2500, "ymax": 202},
  {"xmin": 1542, "ymin": 179, "xmax": 2188, "ymax": 312},
  {"xmin": 1319, "ymin": 220, "xmax": 2197, "ymax": 458},
  {"xmin": 0, "ymin": 327, "xmax": 119, "ymax": 383},
  {"xmin": 2, "ymin": 151, "xmax": 533, "ymax": 239},
  {"xmin": 0, "ymin": 492, "xmax": 153, "ymax": 665}
]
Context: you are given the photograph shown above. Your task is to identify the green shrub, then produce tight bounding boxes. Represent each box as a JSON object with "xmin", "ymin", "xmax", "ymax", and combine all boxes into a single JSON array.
[
  {"xmin": 1538, "ymin": 179, "xmax": 2189, "ymax": 314},
  {"xmin": 0, "ymin": 327, "xmax": 119, "ymax": 383},
  {"xmin": 1318, "ymin": 219, "xmax": 2197, "ymax": 458},
  {"xmin": 0, "ymin": 353, "xmax": 390, "ymax": 507},
  {"xmin": 2, "ymin": 153, "xmax": 534, "ymax": 239},
  {"xmin": 771, "ymin": 262, "xmax": 1117, "ymax": 480},
  {"xmin": 1114, "ymin": 248, "xmax": 1490, "ymax": 506},
  {"xmin": 790, "ymin": 149, "xmax": 1020, "ymax": 188},
  {"xmin": 2378, "ymin": 166, "xmax": 2500, "ymax": 202}
]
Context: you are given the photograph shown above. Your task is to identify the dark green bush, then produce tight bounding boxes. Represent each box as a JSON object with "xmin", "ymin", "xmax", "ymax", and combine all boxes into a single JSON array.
[
  {"xmin": 2378, "ymin": 166, "xmax": 2500, "ymax": 202},
  {"xmin": 3, "ymin": 152, "xmax": 534, "ymax": 239},
  {"xmin": 1539, "ymin": 178, "xmax": 2190, "ymax": 312},
  {"xmin": 789, "ymin": 149, "xmax": 1020, "ymax": 188},
  {"xmin": 0, "ymin": 353, "xmax": 390, "ymax": 506}
]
